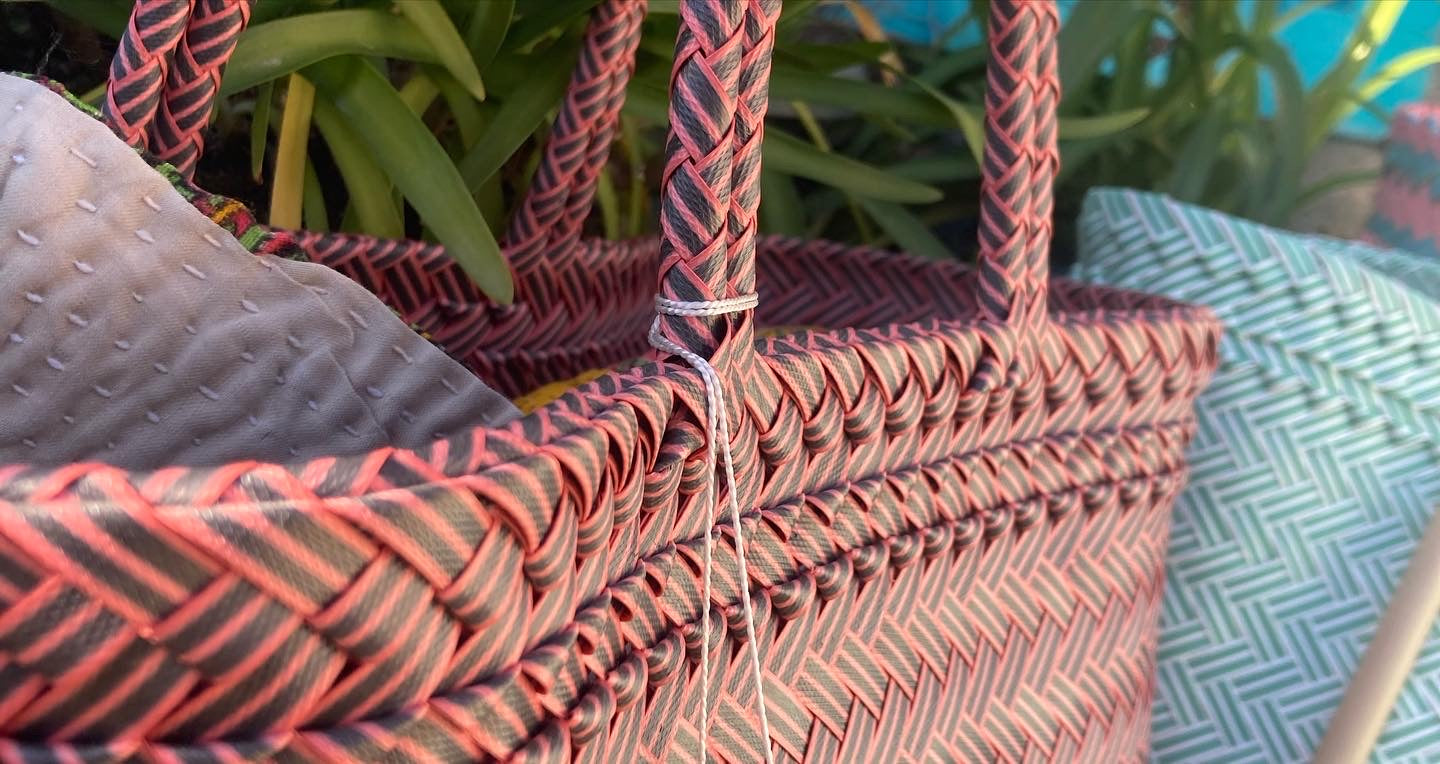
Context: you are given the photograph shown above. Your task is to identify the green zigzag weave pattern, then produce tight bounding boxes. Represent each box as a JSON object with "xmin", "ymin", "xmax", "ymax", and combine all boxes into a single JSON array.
[{"xmin": 1075, "ymin": 188, "xmax": 1440, "ymax": 763}]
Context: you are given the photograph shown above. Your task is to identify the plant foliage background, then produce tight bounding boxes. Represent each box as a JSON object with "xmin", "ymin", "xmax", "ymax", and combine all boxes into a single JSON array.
[{"xmin": 5, "ymin": 0, "xmax": 1436, "ymax": 303}]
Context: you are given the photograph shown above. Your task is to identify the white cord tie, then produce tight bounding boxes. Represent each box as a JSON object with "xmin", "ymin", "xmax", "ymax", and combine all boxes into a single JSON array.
[{"xmin": 648, "ymin": 292, "xmax": 773, "ymax": 764}]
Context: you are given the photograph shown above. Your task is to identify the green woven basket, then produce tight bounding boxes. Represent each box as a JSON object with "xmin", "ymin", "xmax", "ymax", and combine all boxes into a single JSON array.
[{"xmin": 1076, "ymin": 188, "xmax": 1440, "ymax": 763}]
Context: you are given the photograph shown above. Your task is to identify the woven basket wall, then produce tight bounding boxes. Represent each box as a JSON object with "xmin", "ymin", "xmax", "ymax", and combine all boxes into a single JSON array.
[
  {"xmin": 1077, "ymin": 187, "xmax": 1440, "ymax": 763},
  {"xmin": 0, "ymin": 1, "xmax": 1219, "ymax": 760}
]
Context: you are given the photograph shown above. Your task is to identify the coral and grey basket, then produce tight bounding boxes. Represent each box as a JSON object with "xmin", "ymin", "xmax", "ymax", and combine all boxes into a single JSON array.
[{"xmin": 0, "ymin": 0, "xmax": 1219, "ymax": 760}]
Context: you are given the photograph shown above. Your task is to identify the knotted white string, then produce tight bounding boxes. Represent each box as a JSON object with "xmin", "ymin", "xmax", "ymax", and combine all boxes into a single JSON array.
[{"xmin": 648, "ymin": 293, "xmax": 774, "ymax": 764}]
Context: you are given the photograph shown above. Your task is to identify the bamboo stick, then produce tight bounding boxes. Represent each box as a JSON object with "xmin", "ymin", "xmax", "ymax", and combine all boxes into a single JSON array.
[{"xmin": 1313, "ymin": 506, "xmax": 1440, "ymax": 763}]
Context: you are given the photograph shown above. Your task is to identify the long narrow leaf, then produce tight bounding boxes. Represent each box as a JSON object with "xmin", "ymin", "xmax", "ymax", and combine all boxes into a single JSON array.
[
  {"xmin": 1164, "ymin": 107, "xmax": 1227, "ymax": 202},
  {"xmin": 397, "ymin": 72, "xmax": 440, "ymax": 116},
  {"xmin": 250, "ymin": 80, "xmax": 274, "ymax": 181},
  {"xmin": 270, "ymin": 74, "xmax": 314, "ymax": 229},
  {"xmin": 504, "ymin": 0, "xmax": 597, "ymax": 52},
  {"xmin": 302, "ymin": 159, "xmax": 329, "ymax": 232},
  {"xmin": 1060, "ymin": 108, "xmax": 1151, "ymax": 139},
  {"xmin": 595, "ymin": 168, "xmax": 620, "ymax": 240},
  {"xmin": 770, "ymin": 67, "xmax": 1149, "ymax": 144},
  {"xmin": 305, "ymin": 56, "xmax": 512, "ymax": 303},
  {"xmin": 311, "ymin": 97, "xmax": 404, "ymax": 239},
  {"xmin": 620, "ymin": 116, "xmax": 648, "ymax": 237},
  {"xmin": 759, "ymin": 168, "xmax": 806, "ymax": 236},
  {"xmin": 396, "ymin": 0, "xmax": 486, "ymax": 100},
  {"xmin": 456, "ymin": 46, "xmax": 576, "ymax": 191},
  {"xmin": 858, "ymin": 198, "xmax": 951, "ymax": 260},
  {"xmin": 222, "ymin": 10, "xmax": 435, "ymax": 96},
  {"xmin": 432, "ymin": 68, "xmax": 486, "ymax": 150},
  {"xmin": 766, "ymin": 130, "xmax": 943, "ymax": 204},
  {"xmin": 1305, "ymin": 0, "xmax": 1407, "ymax": 150},
  {"xmin": 1356, "ymin": 46, "xmax": 1440, "ymax": 103},
  {"xmin": 466, "ymin": 0, "xmax": 514, "ymax": 71},
  {"xmin": 1058, "ymin": 0, "xmax": 1153, "ymax": 97}
]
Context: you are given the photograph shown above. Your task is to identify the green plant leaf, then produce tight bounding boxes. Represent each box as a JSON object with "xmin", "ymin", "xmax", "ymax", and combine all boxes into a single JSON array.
[
  {"xmin": 759, "ymin": 168, "xmax": 806, "ymax": 236},
  {"xmin": 396, "ymin": 0, "xmax": 486, "ymax": 100},
  {"xmin": 465, "ymin": 0, "xmax": 514, "ymax": 71},
  {"xmin": 302, "ymin": 159, "xmax": 329, "ymax": 232},
  {"xmin": 1163, "ymin": 107, "xmax": 1227, "ymax": 202},
  {"xmin": 857, "ymin": 199, "xmax": 951, "ymax": 260},
  {"xmin": 765, "ymin": 130, "xmax": 943, "ymax": 204},
  {"xmin": 1058, "ymin": 0, "xmax": 1155, "ymax": 97},
  {"xmin": 397, "ymin": 71, "xmax": 440, "ymax": 116},
  {"xmin": 270, "ymin": 73, "xmax": 314, "ymax": 230},
  {"xmin": 886, "ymin": 156, "xmax": 980, "ymax": 183},
  {"xmin": 1356, "ymin": 46, "xmax": 1440, "ymax": 103},
  {"xmin": 504, "ymin": 0, "xmax": 597, "ymax": 52},
  {"xmin": 778, "ymin": 0, "xmax": 823, "ymax": 29},
  {"xmin": 774, "ymin": 42, "xmax": 895, "ymax": 73},
  {"xmin": 432, "ymin": 68, "xmax": 486, "ymax": 150},
  {"xmin": 305, "ymin": 56, "xmax": 512, "ymax": 303},
  {"xmin": 250, "ymin": 80, "xmax": 274, "ymax": 181},
  {"xmin": 1305, "ymin": 0, "xmax": 1407, "ymax": 150},
  {"xmin": 892, "ymin": 68, "xmax": 986, "ymax": 165},
  {"xmin": 1059, "ymin": 108, "xmax": 1151, "ymax": 139},
  {"xmin": 222, "ymin": 10, "xmax": 435, "ymax": 96},
  {"xmin": 596, "ymin": 167, "xmax": 620, "ymax": 240},
  {"xmin": 311, "ymin": 96, "xmax": 404, "ymax": 239},
  {"xmin": 620, "ymin": 116, "xmax": 648, "ymax": 237},
  {"xmin": 456, "ymin": 45, "xmax": 577, "ymax": 192}
]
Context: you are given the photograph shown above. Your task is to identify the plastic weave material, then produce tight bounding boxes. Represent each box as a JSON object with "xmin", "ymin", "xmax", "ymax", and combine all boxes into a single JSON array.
[
  {"xmin": 0, "ymin": 1, "xmax": 1217, "ymax": 760},
  {"xmin": 1367, "ymin": 102, "xmax": 1440, "ymax": 259},
  {"xmin": 1076, "ymin": 188, "xmax": 1440, "ymax": 763}
]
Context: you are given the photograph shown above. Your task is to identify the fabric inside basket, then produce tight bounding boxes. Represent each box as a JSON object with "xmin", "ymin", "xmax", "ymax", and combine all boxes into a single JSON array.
[{"xmin": 0, "ymin": 74, "xmax": 519, "ymax": 470}]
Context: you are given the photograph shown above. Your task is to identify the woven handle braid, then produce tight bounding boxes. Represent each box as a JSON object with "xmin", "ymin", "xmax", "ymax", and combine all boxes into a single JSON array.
[
  {"xmin": 105, "ymin": 0, "xmax": 645, "ymax": 249},
  {"xmin": 977, "ymin": 0, "xmax": 1056, "ymax": 336},
  {"xmin": 503, "ymin": 0, "xmax": 647, "ymax": 266},
  {"xmin": 104, "ymin": 0, "xmax": 252, "ymax": 178},
  {"xmin": 652, "ymin": 0, "xmax": 780, "ymax": 379},
  {"xmin": 655, "ymin": 0, "xmax": 1058, "ymax": 366}
]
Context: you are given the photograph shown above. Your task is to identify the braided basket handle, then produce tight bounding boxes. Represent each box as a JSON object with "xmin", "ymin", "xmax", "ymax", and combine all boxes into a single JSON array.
[
  {"xmin": 654, "ymin": 0, "xmax": 1060, "ymax": 366},
  {"xmin": 104, "ymin": 0, "xmax": 252, "ymax": 177},
  {"xmin": 104, "ymin": 0, "xmax": 646, "ymax": 260}
]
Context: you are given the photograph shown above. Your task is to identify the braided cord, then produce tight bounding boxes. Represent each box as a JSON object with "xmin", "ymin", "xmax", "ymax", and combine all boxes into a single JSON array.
[
  {"xmin": 976, "ymin": 0, "xmax": 1040, "ymax": 330},
  {"xmin": 648, "ymin": 294, "xmax": 773, "ymax": 764},
  {"xmin": 103, "ymin": 0, "xmax": 190, "ymax": 151},
  {"xmin": 148, "ymin": 0, "xmax": 253, "ymax": 177}
]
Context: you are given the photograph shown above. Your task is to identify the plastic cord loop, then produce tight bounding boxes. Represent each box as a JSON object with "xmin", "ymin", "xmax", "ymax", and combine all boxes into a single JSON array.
[{"xmin": 648, "ymin": 292, "xmax": 773, "ymax": 764}]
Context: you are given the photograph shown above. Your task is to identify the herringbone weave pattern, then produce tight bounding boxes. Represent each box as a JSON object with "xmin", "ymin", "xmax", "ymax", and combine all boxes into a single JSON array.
[
  {"xmin": 1076, "ymin": 188, "xmax": 1440, "ymax": 763},
  {"xmin": 0, "ymin": 1, "xmax": 1215, "ymax": 760},
  {"xmin": 1367, "ymin": 103, "xmax": 1440, "ymax": 259}
]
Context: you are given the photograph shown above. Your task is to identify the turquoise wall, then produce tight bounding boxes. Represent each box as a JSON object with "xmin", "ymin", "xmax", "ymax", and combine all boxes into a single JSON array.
[{"xmin": 860, "ymin": 0, "xmax": 1438, "ymax": 140}]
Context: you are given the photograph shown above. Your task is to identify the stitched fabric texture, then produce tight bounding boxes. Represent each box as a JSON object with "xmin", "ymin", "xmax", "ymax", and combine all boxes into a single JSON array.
[
  {"xmin": 0, "ymin": 74, "xmax": 518, "ymax": 469},
  {"xmin": 1075, "ymin": 188, "xmax": 1440, "ymax": 763}
]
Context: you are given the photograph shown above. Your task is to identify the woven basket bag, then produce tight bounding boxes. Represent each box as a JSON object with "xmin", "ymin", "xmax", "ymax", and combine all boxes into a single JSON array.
[
  {"xmin": 1076, "ymin": 188, "xmax": 1440, "ymax": 762},
  {"xmin": 1367, "ymin": 102, "xmax": 1440, "ymax": 259},
  {"xmin": 0, "ymin": 0, "xmax": 1220, "ymax": 760}
]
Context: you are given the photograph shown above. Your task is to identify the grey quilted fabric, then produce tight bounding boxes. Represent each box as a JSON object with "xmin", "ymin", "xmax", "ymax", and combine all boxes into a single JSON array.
[{"xmin": 0, "ymin": 74, "xmax": 518, "ymax": 469}]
